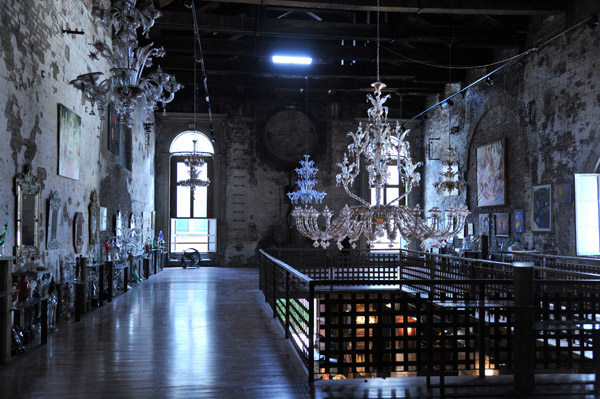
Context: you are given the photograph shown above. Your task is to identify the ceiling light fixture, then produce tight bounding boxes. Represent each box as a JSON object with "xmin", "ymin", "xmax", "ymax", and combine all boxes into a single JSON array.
[
  {"xmin": 70, "ymin": 0, "xmax": 182, "ymax": 128},
  {"xmin": 287, "ymin": 0, "xmax": 469, "ymax": 249},
  {"xmin": 272, "ymin": 55, "xmax": 313, "ymax": 65}
]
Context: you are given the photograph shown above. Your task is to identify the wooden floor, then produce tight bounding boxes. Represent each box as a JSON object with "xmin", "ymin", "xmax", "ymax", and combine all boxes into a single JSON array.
[{"xmin": 1, "ymin": 267, "xmax": 598, "ymax": 399}]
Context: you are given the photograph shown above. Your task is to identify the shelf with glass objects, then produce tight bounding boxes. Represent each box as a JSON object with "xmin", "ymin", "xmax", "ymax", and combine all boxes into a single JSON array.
[{"xmin": 8, "ymin": 268, "xmax": 53, "ymax": 357}]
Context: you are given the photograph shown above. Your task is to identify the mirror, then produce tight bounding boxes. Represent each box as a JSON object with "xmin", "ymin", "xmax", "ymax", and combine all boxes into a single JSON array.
[
  {"xmin": 16, "ymin": 166, "xmax": 41, "ymax": 259},
  {"xmin": 47, "ymin": 191, "xmax": 61, "ymax": 250},
  {"xmin": 74, "ymin": 212, "xmax": 84, "ymax": 253},
  {"xmin": 89, "ymin": 190, "xmax": 99, "ymax": 245}
]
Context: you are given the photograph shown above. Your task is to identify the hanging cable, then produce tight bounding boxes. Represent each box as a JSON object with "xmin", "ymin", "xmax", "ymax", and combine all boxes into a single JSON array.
[
  {"xmin": 305, "ymin": 75, "xmax": 309, "ymax": 154},
  {"xmin": 190, "ymin": 1, "xmax": 215, "ymax": 141},
  {"xmin": 401, "ymin": 9, "xmax": 600, "ymax": 129}
]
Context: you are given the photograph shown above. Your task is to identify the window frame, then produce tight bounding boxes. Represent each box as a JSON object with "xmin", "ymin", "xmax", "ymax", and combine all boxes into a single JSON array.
[
  {"xmin": 575, "ymin": 173, "xmax": 600, "ymax": 256},
  {"xmin": 169, "ymin": 155, "xmax": 214, "ymax": 219}
]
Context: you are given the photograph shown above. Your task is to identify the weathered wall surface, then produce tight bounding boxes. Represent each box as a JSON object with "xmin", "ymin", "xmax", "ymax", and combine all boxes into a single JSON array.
[
  {"xmin": 422, "ymin": 3, "xmax": 600, "ymax": 255},
  {"xmin": 0, "ymin": 0, "xmax": 155, "ymax": 279}
]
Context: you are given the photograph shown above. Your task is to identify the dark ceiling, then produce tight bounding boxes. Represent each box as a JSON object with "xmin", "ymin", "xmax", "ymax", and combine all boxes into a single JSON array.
[{"xmin": 149, "ymin": 0, "xmax": 569, "ymax": 117}]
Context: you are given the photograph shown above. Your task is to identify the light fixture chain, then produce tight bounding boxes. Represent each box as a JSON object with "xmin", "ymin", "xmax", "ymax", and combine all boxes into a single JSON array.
[{"xmin": 376, "ymin": 0, "xmax": 380, "ymax": 82}]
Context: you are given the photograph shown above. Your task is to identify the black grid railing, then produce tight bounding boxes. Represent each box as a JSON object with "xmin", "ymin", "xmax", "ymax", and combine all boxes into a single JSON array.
[{"xmin": 258, "ymin": 248, "xmax": 600, "ymax": 389}]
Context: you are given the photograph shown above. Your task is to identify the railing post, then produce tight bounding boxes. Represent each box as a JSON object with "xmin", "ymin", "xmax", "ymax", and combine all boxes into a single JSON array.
[
  {"xmin": 272, "ymin": 260, "xmax": 277, "ymax": 318},
  {"xmin": 478, "ymin": 281, "xmax": 486, "ymax": 378},
  {"xmin": 513, "ymin": 261, "xmax": 535, "ymax": 393},
  {"xmin": 285, "ymin": 271, "xmax": 290, "ymax": 339},
  {"xmin": 308, "ymin": 282, "xmax": 315, "ymax": 383}
]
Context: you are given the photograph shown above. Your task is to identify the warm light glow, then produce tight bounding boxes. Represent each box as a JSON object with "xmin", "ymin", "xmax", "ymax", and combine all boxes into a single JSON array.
[{"xmin": 272, "ymin": 55, "xmax": 313, "ymax": 65}]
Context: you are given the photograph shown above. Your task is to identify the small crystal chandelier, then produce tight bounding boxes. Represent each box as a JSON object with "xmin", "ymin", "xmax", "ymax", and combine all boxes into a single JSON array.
[
  {"xmin": 70, "ymin": 0, "xmax": 182, "ymax": 128},
  {"xmin": 434, "ymin": 146, "xmax": 467, "ymax": 195},
  {"xmin": 287, "ymin": 0, "xmax": 469, "ymax": 249},
  {"xmin": 177, "ymin": 139, "xmax": 210, "ymax": 199},
  {"xmin": 287, "ymin": 155, "xmax": 327, "ymax": 206}
]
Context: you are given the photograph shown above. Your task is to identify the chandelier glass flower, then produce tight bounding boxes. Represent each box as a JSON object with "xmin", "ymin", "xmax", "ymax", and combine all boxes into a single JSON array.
[
  {"xmin": 288, "ymin": 82, "xmax": 469, "ymax": 249},
  {"xmin": 70, "ymin": 0, "xmax": 182, "ymax": 128},
  {"xmin": 177, "ymin": 139, "xmax": 210, "ymax": 199}
]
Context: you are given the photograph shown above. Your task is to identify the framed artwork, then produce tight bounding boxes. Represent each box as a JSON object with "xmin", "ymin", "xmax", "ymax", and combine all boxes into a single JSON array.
[
  {"xmin": 73, "ymin": 212, "xmax": 84, "ymax": 253},
  {"xmin": 532, "ymin": 184, "xmax": 552, "ymax": 232},
  {"xmin": 479, "ymin": 213, "xmax": 490, "ymax": 237},
  {"xmin": 58, "ymin": 104, "xmax": 81, "ymax": 180},
  {"xmin": 513, "ymin": 209, "xmax": 525, "ymax": 233},
  {"xmin": 555, "ymin": 183, "xmax": 572, "ymax": 203},
  {"xmin": 494, "ymin": 213, "xmax": 510, "ymax": 237},
  {"xmin": 466, "ymin": 223, "xmax": 474, "ymax": 236},
  {"xmin": 99, "ymin": 207, "xmax": 107, "ymax": 231},
  {"xmin": 108, "ymin": 103, "xmax": 120, "ymax": 155},
  {"xmin": 427, "ymin": 137, "xmax": 441, "ymax": 160},
  {"xmin": 476, "ymin": 139, "xmax": 505, "ymax": 207}
]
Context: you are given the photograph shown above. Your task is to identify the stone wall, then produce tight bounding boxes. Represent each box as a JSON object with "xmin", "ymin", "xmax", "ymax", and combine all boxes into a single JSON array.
[
  {"xmin": 422, "ymin": 3, "xmax": 600, "ymax": 255},
  {"xmin": 0, "ymin": 0, "xmax": 156, "ymax": 279}
]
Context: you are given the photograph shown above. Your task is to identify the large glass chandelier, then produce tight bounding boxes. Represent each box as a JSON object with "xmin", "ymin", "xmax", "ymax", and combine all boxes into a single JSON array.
[
  {"xmin": 289, "ymin": 83, "xmax": 469, "ymax": 249},
  {"xmin": 287, "ymin": 0, "xmax": 468, "ymax": 249},
  {"xmin": 177, "ymin": 139, "xmax": 210, "ymax": 199},
  {"xmin": 70, "ymin": 0, "xmax": 182, "ymax": 128}
]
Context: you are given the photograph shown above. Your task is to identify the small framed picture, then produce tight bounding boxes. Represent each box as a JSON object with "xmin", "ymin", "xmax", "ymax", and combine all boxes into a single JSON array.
[
  {"xmin": 532, "ymin": 184, "xmax": 552, "ymax": 232},
  {"xmin": 466, "ymin": 223, "xmax": 474, "ymax": 236},
  {"xmin": 513, "ymin": 209, "xmax": 525, "ymax": 233},
  {"xmin": 99, "ymin": 207, "xmax": 107, "ymax": 231},
  {"xmin": 494, "ymin": 213, "xmax": 510, "ymax": 237},
  {"xmin": 479, "ymin": 213, "xmax": 490, "ymax": 237},
  {"xmin": 555, "ymin": 183, "xmax": 572, "ymax": 204}
]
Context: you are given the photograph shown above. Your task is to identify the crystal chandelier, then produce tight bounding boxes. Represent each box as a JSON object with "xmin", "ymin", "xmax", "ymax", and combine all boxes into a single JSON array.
[
  {"xmin": 70, "ymin": 0, "xmax": 182, "ymax": 128},
  {"xmin": 434, "ymin": 146, "xmax": 467, "ymax": 195},
  {"xmin": 287, "ymin": 0, "xmax": 469, "ymax": 250},
  {"xmin": 177, "ymin": 139, "xmax": 210, "ymax": 199},
  {"xmin": 287, "ymin": 155, "xmax": 327, "ymax": 206}
]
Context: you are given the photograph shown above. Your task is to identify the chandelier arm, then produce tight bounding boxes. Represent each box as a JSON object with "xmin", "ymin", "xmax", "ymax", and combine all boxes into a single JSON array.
[{"xmin": 341, "ymin": 184, "xmax": 371, "ymax": 207}]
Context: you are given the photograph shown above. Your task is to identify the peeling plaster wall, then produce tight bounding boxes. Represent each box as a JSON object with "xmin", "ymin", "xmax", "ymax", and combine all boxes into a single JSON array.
[
  {"xmin": 422, "ymin": 2, "xmax": 600, "ymax": 255},
  {"xmin": 0, "ymin": 0, "xmax": 155, "ymax": 279}
]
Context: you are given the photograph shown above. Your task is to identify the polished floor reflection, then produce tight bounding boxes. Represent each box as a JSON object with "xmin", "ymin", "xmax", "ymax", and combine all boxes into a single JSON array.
[
  {"xmin": 0, "ymin": 268, "xmax": 310, "ymax": 399},
  {"xmin": 1, "ymin": 267, "xmax": 598, "ymax": 399}
]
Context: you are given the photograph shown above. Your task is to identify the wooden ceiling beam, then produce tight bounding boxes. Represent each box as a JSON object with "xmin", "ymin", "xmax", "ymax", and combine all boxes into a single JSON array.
[
  {"xmin": 196, "ymin": 0, "xmax": 566, "ymax": 16},
  {"xmin": 152, "ymin": 36, "xmax": 493, "ymax": 66},
  {"xmin": 158, "ymin": 56, "xmax": 464, "ymax": 82},
  {"xmin": 154, "ymin": 11, "xmax": 523, "ymax": 47}
]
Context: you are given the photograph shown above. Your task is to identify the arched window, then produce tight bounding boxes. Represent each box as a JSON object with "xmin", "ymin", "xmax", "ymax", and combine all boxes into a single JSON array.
[
  {"xmin": 170, "ymin": 131, "xmax": 216, "ymax": 253},
  {"xmin": 370, "ymin": 136, "xmax": 407, "ymax": 250}
]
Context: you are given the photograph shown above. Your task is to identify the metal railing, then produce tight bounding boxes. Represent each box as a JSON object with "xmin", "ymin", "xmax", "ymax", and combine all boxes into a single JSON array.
[{"xmin": 259, "ymin": 248, "xmax": 600, "ymax": 389}]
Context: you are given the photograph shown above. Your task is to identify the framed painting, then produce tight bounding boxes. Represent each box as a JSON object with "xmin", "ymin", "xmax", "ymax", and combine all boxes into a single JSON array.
[
  {"xmin": 99, "ymin": 207, "xmax": 107, "ymax": 231},
  {"xmin": 108, "ymin": 103, "xmax": 120, "ymax": 155},
  {"xmin": 494, "ymin": 213, "xmax": 510, "ymax": 237},
  {"xmin": 479, "ymin": 213, "xmax": 490, "ymax": 237},
  {"xmin": 513, "ymin": 209, "xmax": 525, "ymax": 233},
  {"xmin": 58, "ymin": 104, "xmax": 81, "ymax": 180},
  {"xmin": 532, "ymin": 184, "xmax": 552, "ymax": 232},
  {"xmin": 555, "ymin": 182, "xmax": 572, "ymax": 203},
  {"xmin": 477, "ymin": 139, "xmax": 505, "ymax": 207}
]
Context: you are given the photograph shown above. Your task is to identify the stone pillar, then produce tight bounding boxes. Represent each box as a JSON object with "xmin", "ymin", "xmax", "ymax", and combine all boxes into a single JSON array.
[{"xmin": 513, "ymin": 261, "xmax": 534, "ymax": 393}]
